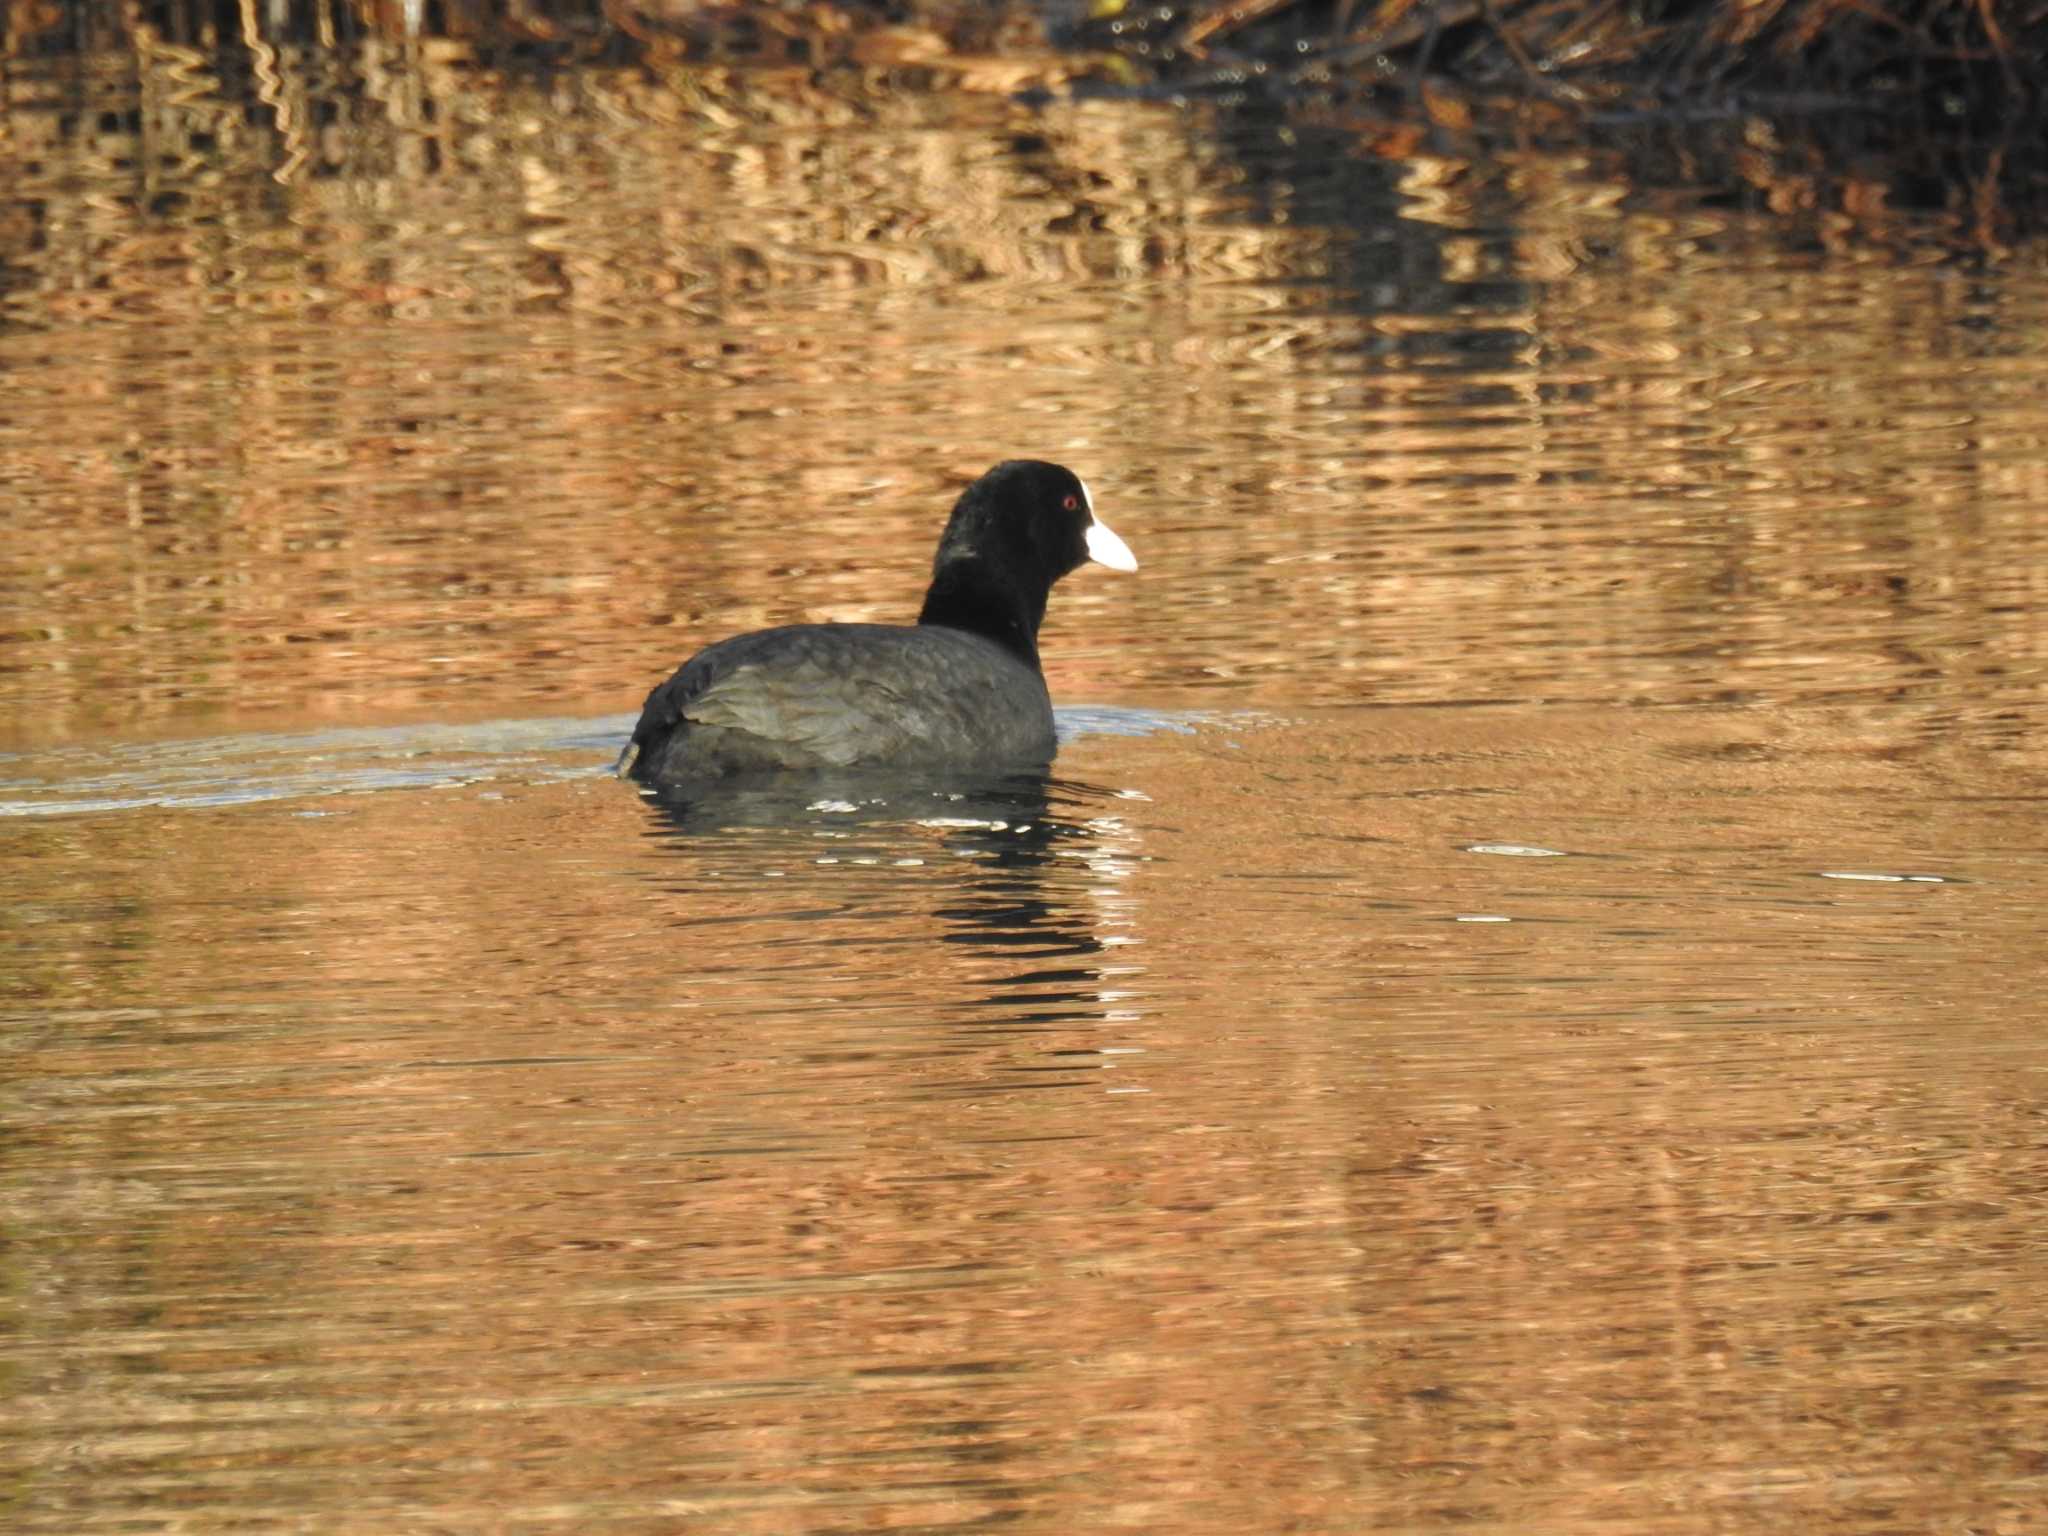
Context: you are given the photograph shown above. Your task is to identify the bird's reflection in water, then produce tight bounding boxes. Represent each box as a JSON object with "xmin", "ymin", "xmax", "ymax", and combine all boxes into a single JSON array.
[{"xmin": 632, "ymin": 769, "xmax": 1147, "ymax": 1082}]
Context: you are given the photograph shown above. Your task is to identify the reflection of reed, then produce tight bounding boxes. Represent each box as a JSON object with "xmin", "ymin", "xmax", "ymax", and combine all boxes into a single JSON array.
[{"xmin": 3, "ymin": 30, "xmax": 2045, "ymax": 751}]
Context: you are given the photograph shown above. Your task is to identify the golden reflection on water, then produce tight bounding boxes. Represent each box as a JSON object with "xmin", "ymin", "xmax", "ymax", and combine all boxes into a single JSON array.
[
  {"xmin": 9, "ymin": 711, "xmax": 2048, "ymax": 1533},
  {"xmin": 4, "ymin": 32, "xmax": 2048, "ymax": 1536},
  {"xmin": 4, "ymin": 43, "xmax": 2044, "ymax": 745}
]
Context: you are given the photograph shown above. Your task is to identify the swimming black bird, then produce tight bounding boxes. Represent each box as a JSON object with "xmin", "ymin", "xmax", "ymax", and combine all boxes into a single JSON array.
[{"xmin": 616, "ymin": 460, "xmax": 1136, "ymax": 789}]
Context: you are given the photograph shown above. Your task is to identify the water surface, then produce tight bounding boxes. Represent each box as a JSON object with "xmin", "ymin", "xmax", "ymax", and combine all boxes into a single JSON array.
[{"xmin": 3, "ymin": 38, "xmax": 2047, "ymax": 1536}]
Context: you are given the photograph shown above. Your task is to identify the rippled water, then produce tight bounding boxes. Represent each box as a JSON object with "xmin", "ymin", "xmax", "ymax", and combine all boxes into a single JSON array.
[{"xmin": 4, "ymin": 37, "xmax": 2048, "ymax": 1536}]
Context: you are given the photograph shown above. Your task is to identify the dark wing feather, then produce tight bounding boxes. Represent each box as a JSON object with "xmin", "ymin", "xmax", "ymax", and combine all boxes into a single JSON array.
[{"xmin": 618, "ymin": 624, "xmax": 1054, "ymax": 784}]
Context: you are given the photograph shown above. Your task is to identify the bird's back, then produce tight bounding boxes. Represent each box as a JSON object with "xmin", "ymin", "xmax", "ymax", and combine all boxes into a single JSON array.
[{"xmin": 618, "ymin": 623, "xmax": 1056, "ymax": 786}]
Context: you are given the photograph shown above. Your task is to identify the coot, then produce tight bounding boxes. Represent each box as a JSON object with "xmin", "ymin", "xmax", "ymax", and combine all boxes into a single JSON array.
[{"xmin": 616, "ymin": 460, "xmax": 1136, "ymax": 788}]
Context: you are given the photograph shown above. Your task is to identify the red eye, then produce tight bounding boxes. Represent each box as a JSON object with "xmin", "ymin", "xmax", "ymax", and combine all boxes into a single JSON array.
[{"xmin": 1062, "ymin": 494, "xmax": 1079, "ymax": 511}]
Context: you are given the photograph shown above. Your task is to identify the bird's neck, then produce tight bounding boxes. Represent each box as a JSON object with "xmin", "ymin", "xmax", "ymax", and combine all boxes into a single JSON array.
[{"xmin": 917, "ymin": 565, "xmax": 1044, "ymax": 667}]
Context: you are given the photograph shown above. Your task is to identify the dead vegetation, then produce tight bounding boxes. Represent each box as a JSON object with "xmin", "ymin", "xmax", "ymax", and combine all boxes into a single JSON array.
[{"xmin": 1070, "ymin": 0, "xmax": 2045, "ymax": 244}]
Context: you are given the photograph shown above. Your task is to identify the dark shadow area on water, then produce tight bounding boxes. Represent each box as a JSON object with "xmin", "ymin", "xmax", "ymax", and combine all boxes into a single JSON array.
[
  {"xmin": 612, "ymin": 707, "xmax": 1180, "ymax": 1055},
  {"xmin": 634, "ymin": 769, "xmax": 1097, "ymax": 934},
  {"xmin": 628, "ymin": 764, "xmax": 1148, "ymax": 1050}
]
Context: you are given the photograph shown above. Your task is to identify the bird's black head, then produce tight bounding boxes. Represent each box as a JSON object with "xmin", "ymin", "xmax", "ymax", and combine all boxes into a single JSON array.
[{"xmin": 917, "ymin": 460, "xmax": 1136, "ymax": 663}]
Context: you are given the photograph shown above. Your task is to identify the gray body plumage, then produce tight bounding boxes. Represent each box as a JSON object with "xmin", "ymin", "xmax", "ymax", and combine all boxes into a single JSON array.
[{"xmin": 618, "ymin": 623, "xmax": 1054, "ymax": 784}]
